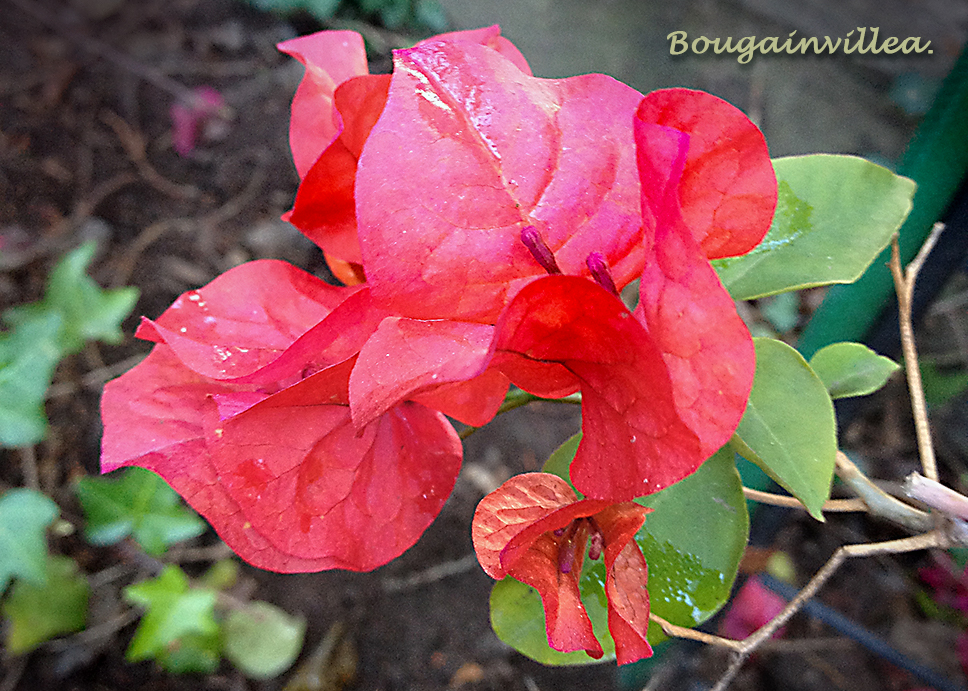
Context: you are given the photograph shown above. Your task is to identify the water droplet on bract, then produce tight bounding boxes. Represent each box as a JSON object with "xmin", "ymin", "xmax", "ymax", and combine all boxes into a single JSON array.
[
  {"xmin": 630, "ymin": 435, "xmax": 637, "ymax": 443},
  {"xmin": 179, "ymin": 327, "xmax": 187, "ymax": 333}
]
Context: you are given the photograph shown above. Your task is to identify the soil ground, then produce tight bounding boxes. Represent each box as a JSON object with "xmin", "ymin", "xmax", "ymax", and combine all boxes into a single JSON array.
[{"xmin": 1, "ymin": 1, "xmax": 966, "ymax": 690}]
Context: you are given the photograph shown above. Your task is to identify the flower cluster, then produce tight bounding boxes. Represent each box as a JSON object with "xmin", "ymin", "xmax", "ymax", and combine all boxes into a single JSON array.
[{"xmin": 101, "ymin": 26, "xmax": 776, "ymax": 661}]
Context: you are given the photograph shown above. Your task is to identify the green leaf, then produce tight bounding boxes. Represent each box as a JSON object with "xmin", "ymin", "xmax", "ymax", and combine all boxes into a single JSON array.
[
  {"xmin": 224, "ymin": 601, "xmax": 306, "ymax": 679},
  {"xmin": 489, "ymin": 439, "xmax": 748, "ymax": 665},
  {"xmin": 713, "ymin": 155, "xmax": 916, "ymax": 300},
  {"xmin": 5, "ymin": 242, "xmax": 138, "ymax": 354},
  {"xmin": 808, "ymin": 342, "xmax": 900, "ymax": 399},
  {"xmin": 759, "ymin": 292, "xmax": 801, "ymax": 334},
  {"xmin": 2, "ymin": 555, "xmax": 89, "ymax": 653},
  {"xmin": 0, "ymin": 242, "xmax": 137, "ymax": 447},
  {"xmin": 636, "ymin": 446, "xmax": 749, "ymax": 642},
  {"xmin": 200, "ymin": 560, "xmax": 239, "ymax": 592},
  {"xmin": 75, "ymin": 467, "xmax": 206, "ymax": 555},
  {"xmin": 0, "ymin": 488, "xmax": 59, "ymax": 591},
  {"xmin": 732, "ymin": 338, "xmax": 837, "ymax": 519},
  {"xmin": 920, "ymin": 361, "xmax": 968, "ymax": 408},
  {"xmin": 124, "ymin": 565, "xmax": 220, "ymax": 666},
  {"xmin": 158, "ymin": 630, "xmax": 222, "ymax": 674},
  {"xmin": 0, "ymin": 312, "xmax": 63, "ymax": 446}
]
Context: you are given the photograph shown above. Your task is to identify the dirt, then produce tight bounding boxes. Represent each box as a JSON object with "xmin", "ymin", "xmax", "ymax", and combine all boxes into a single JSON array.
[{"xmin": 1, "ymin": 1, "xmax": 965, "ymax": 690}]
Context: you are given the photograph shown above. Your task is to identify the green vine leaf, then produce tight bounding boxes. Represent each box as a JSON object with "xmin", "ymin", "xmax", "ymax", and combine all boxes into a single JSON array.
[
  {"xmin": 713, "ymin": 155, "xmax": 916, "ymax": 300},
  {"xmin": 0, "ymin": 313, "xmax": 63, "ymax": 447},
  {"xmin": 124, "ymin": 565, "xmax": 220, "ymax": 671},
  {"xmin": 2, "ymin": 555, "xmax": 89, "ymax": 653},
  {"xmin": 0, "ymin": 488, "xmax": 59, "ymax": 591},
  {"xmin": 4, "ymin": 242, "xmax": 139, "ymax": 354},
  {"xmin": 808, "ymin": 342, "xmax": 900, "ymax": 399},
  {"xmin": 224, "ymin": 601, "xmax": 306, "ymax": 679},
  {"xmin": 75, "ymin": 467, "xmax": 206, "ymax": 555},
  {"xmin": 731, "ymin": 338, "xmax": 837, "ymax": 519},
  {"xmin": 489, "ymin": 439, "xmax": 748, "ymax": 665},
  {"xmin": 0, "ymin": 242, "xmax": 138, "ymax": 447}
]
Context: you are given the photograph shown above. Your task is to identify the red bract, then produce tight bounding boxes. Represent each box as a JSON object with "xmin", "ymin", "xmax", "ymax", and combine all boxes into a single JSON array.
[
  {"xmin": 356, "ymin": 39, "xmax": 646, "ymax": 324},
  {"xmin": 472, "ymin": 472, "xmax": 653, "ymax": 664},
  {"xmin": 101, "ymin": 261, "xmax": 462, "ymax": 572},
  {"xmin": 281, "ymin": 26, "xmax": 530, "ymax": 279}
]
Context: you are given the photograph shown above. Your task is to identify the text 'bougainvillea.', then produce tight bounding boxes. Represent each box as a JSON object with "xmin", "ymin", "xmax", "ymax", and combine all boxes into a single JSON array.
[{"xmin": 100, "ymin": 23, "xmax": 777, "ymax": 616}]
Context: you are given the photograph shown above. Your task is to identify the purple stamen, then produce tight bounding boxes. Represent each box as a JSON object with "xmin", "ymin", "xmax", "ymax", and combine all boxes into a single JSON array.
[
  {"xmin": 588, "ymin": 530, "xmax": 604, "ymax": 561},
  {"xmin": 586, "ymin": 252, "xmax": 618, "ymax": 297},
  {"xmin": 521, "ymin": 226, "xmax": 562, "ymax": 275},
  {"xmin": 558, "ymin": 542, "xmax": 576, "ymax": 573}
]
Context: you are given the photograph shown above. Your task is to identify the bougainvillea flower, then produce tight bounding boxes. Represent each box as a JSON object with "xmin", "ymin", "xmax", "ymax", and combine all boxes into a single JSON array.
[
  {"xmin": 280, "ymin": 26, "xmax": 530, "ymax": 278},
  {"xmin": 101, "ymin": 261, "xmax": 463, "ymax": 572},
  {"xmin": 472, "ymin": 472, "xmax": 653, "ymax": 664},
  {"xmin": 348, "ymin": 35, "xmax": 774, "ymax": 499}
]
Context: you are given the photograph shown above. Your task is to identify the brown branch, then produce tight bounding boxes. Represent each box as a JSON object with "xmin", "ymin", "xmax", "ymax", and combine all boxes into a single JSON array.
[
  {"xmin": 709, "ymin": 531, "xmax": 947, "ymax": 691},
  {"xmin": 889, "ymin": 226, "xmax": 944, "ymax": 481},
  {"xmin": 904, "ymin": 472, "xmax": 968, "ymax": 521},
  {"xmin": 835, "ymin": 451, "xmax": 933, "ymax": 532},
  {"xmin": 100, "ymin": 111, "xmax": 200, "ymax": 200}
]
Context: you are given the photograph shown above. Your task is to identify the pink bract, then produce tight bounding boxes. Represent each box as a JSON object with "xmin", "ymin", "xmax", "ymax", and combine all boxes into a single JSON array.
[
  {"xmin": 101, "ymin": 27, "xmax": 778, "ymax": 576},
  {"xmin": 472, "ymin": 472, "xmax": 653, "ymax": 664}
]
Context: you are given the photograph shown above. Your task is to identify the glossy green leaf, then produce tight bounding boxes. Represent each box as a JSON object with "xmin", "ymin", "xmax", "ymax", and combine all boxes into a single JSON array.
[
  {"xmin": 489, "ymin": 439, "xmax": 748, "ymax": 665},
  {"xmin": 808, "ymin": 342, "xmax": 899, "ymax": 399},
  {"xmin": 2, "ymin": 555, "xmax": 89, "ymax": 653},
  {"xmin": 0, "ymin": 312, "xmax": 63, "ymax": 446},
  {"xmin": 124, "ymin": 565, "xmax": 220, "ymax": 665},
  {"xmin": 636, "ymin": 446, "xmax": 748, "ymax": 643},
  {"xmin": 713, "ymin": 155, "xmax": 916, "ymax": 300},
  {"xmin": 224, "ymin": 601, "xmax": 306, "ymax": 679},
  {"xmin": 0, "ymin": 488, "xmax": 59, "ymax": 591},
  {"xmin": 76, "ymin": 467, "xmax": 206, "ymax": 555},
  {"xmin": 732, "ymin": 338, "xmax": 837, "ymax": 519}
]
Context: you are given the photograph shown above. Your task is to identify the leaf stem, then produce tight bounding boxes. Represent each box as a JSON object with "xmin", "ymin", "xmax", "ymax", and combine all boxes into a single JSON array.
[
  {"xmin": 649, "ymin": 612, "xmax": 741, "ymax": 650},
  {"xmin": 742, "ymin": 487, "xmax": 867, "ymax": 512},
  {"xmin": 458, "ymin": 390, "xmax": 581, "ymax": 439}
]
